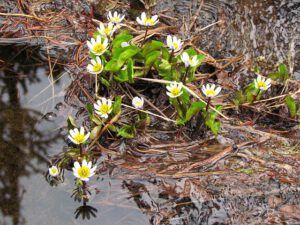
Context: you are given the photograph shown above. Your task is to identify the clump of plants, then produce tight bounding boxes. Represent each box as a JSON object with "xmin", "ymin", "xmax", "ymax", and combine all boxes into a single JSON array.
[{"xmin": 46, "ymin": 11, "xmax": 299, "ymax": 206}]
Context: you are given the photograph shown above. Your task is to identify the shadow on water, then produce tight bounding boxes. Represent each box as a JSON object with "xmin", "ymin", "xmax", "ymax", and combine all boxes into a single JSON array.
[
  {"xmin": 0, "ymin": 46, "xmax": 63, "ymax": 225},
  {"xmin": 0, "ymin": 0, "xmax": 299, "ymax": 225}
]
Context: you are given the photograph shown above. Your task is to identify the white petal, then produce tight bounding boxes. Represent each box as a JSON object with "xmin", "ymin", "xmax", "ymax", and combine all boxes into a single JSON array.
[
  {"xmin": 74, "ymin": 161, "xmax": 81, "ymax": 170},
  {"xmin": 152, "ymin": 15, "xmax": 158, "ymax": 22},
  {"xmin": 87, "ymin": 41, "xmax": 93, "ymax": 50},
  {"xmin": 68, "ymin": 135, "xmax": 78, "ymax": 145},
  {"xmin": 84, "ymin": 132, "xmax": 90, "ymax": 142},
  {"xmin": 87, "ymin": 161, "xmax": 92, "ymax": 169},
  {"xmin": 211, "ymin": 84, "xmax": 216, "ymax": 90},
  {"xmin": 82, "ymin": 159, "xmax": 87, "ymax": 167},
  {"xmin": 89, "ymin": 38, "xmax": 95, "ymax": 46},
  {"xmin": 215, "ymin": 87, "xmax": 222, "ymax": 95},
  {"xmin": 141, "ymin": 12, "xmax": 146, "ymax": 20},
  {"xmin": 80, "ymin": 126, "xmax": 84, "ymax": 135}
]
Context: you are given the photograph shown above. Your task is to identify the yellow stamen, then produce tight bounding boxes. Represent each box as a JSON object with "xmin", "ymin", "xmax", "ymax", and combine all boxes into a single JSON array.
[
  {"xmin": 173, "ymin": 43, "xmax": 179, "ymax": 49},
  {"xmin": 104, "ymin": 27, "xmax": 112, "ymax": 35},
  {"xmin": 93, "ymin": 43, "xmax": 105, "ymax": 54},
  {"xmin": 93, "ymin": 64, "xmax": 103, "ymax": 72},
  {"xmin": 77, "ymin": 166, "xmax": 90, "ymax": 178},
  {"xmin": 257, "ymin": 81, "xmax": 266, "ymax": 89},
  {"xmin": 171, "ymin": 87, "xmax": 180, "ymax": 96},
  {"xmin": 74, "ymin": 134, "xmax": 85, "ymax": 143},
  {"xmin": 99, "ymin": 104, "xmax": 110, "ymax": 114},
  {"xmin": 206, "ymin": 89, "xmax": 216, "ymax": 96},
  {"xmin": 50, "ymin": 168, "xmax": 58, "ymax": 174},
  {"xmin": 144, "ymin": 18, "xmax": 154, "ymax": 26}
]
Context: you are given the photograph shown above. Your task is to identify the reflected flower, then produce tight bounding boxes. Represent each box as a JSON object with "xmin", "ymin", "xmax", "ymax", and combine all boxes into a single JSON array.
[
  {"xmin": 136, "ymin": 12, "xmax": 159, "ymax": 26},
  {"xmin": 97, "ymin": 22, "xmax": 116, "ymax": 37},
  {"xmin": 87, "ymin": 57, "xmax": 103, "ymax": 74},
  {"xmin": 166, "ymin": 82, "xmax": 183, "ymax": 98},
  {"xmin": 68, "ymin": 127, "xmax": 90, "ymax": 145},
  {"xmin": 166, "ymin": 35, "xmax": 183, "ymax": 53},
  {"xmin": 49, "ymin": 165, "xmax": 59, "ymax": 177},
  {"xmin": 72, "ymin": 159, "xmax": 97, "ymax": 181},
  {"xmin": 94, "ymin": 97, "xmax": 113, "ymax": 119},
  {"xmin": 201, "ymin": 84, "xmax": 222, "ymax": 98},
  {"xmin": 107, "ymin": 11, "xmax": 125, "ymax": 24},
  {"xmin": 132, "ymin": 96, "xmax": 144, "ymax": 109},
  {"xmin": 254, "ymin": 75, "xmax": 271, "ymax": 91},
  {"xmin": 181, "ymin": 52, "xmax": 199, "ymax": 67},
  {"xmin": 87, "ymin": 36, "xmax": 108, "ymax": 56}
]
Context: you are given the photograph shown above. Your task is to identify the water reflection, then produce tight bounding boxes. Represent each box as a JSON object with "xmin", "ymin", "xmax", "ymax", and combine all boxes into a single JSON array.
[{"xmin": 0, "ymin": 46, "xmax": 62, "ymax": 225}]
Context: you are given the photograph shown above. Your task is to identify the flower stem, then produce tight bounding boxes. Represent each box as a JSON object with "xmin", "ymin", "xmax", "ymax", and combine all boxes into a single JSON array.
[
  {"xmin": 182, "ymin": 66, "xmax": 190, "ymax": 84},
  {"xmin": 205, "ymin": 97, "xmax": 211, "ymax": 113},
  {"xmin": 143, "ymin": 26, "xmax": 148, "ymax": 45},
  {"xmin": 95, "ymin": 74, "xmax": 98, "ymax": 98},
  {"xmin": 79, "ymin": 144, "xmax": 83, "ymax": 157}
]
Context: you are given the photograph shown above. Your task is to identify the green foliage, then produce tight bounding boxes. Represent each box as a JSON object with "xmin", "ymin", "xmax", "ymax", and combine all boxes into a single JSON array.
[
  {"xmin": 268, "ymin": 63, "xmax": 290, "ymax": 81},
  {"xmin": 204, "ymin": 105, "xmax": 222, "ymax": 136},
  {"xmin": 67, "ymin": 116, "xmax": 77, "ymax": 130},
  {"xmin": 117, "ymin": 125, "xmax": 136, "ymax": 138},
  {"xmin": 112, "ymin": 96, "xmax": 122, "ymax": 115},
  {"xmin": 184, "ymin": 101, "xmax": 206, "ymax": 122},
  {"xmin": 90, "ymin": 126, "xmax": 102, "ymax": 139},
  {"xmin": 285, "ymin": 96, "xmax": 299, "ymax": 117}
]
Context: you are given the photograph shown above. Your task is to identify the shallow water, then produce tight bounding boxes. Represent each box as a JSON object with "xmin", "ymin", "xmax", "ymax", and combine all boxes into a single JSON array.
[{"xmin": 0, "ymin": 0, "xmax": 299, "ymax": 225}]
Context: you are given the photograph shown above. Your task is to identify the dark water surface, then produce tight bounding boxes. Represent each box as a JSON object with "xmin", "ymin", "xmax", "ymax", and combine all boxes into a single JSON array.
[{"xmin": 0, "ymin": 0, "xmax": 299, "ymax": 225}]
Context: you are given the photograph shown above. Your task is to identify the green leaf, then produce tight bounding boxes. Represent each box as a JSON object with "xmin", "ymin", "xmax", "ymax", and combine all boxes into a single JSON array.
[
  {"xmin": 86, "ymin": 103, "xmax": 93, "ymax": 117},
  {"xmin": 180, "ymin": 88, "xmax": 190, "ymax": 105},
  {"xmin": 116, "ymin": 46, "xmax": 140, "ymax": 68},
  {"xmin": 91, "ymin": 115, "xmax": 102, "ymax": 126},
  {"xmin": 90, "ymin": 126, "xmax": 101, "ymax": 139},
  {"xmin": 114, "ymin": 68, "xmax": 129, "ymax": 82},
  {"xmin": 100, "ymin": 77, "xmax": 110, "ymax": 88},
  {"xmin": 67, "ymin": 116, "xmax": 77, "ymax": 130},
  {"xmin": 185, "ymin": 101, "xmax": 206, "ymax": 122},
  {"xmin": 112, "ymin": 32, "xmax": 133, "ymax": 53},
  {"xmin": 142, "ymin": 40, "xmax": 163, "ymax": 56},
  {"xmin": 105, "ymin": 59, "xmax": 119, "ymax": 72},
  {"xmin": 145, "ymin": 50, "xmax": 161, "ymax": 69},
  {"xmin": 184, "ymin": 47, "xmax": 197, "ymax": 56},
  {"xmin": 285, "ymin": 96, "xmax": 297, "ymax": 117},
  {"xmin": 117, "ymin": 125, "xmax": 135, "ymax": 138},
  {"xmin": 112, "ymin": 96, "xmax": 122, "ymax": 115},
  {"xmin": 278, "ymin": 63, "xmax": 289, "ymax": 80},
  {"xmin": 127, "ymin": 58, "xmax": 134, "ymax": 83}
]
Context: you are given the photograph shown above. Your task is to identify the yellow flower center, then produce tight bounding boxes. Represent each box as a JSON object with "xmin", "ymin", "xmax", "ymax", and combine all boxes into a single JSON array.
[
  {"xmin": 104, "ymin": 27, "xmax": 112, "ymax": 35},
  {"xmin": 173, "ymin": 42, "xmax": 179, "ymax": 50},
  {"xmin": 93, "ymin": 63, "xmax": 103, "ymax": 73},
  {"xmin": 144, "ymin": 18, "xmax": 154, "ymax": 26},
  {"xmin": 206, "ymin": 89, "xmax": 216, "ymax": 96},
  {"xmin": 257, "ymin": 81, "xmax": 266, "ymax": 89},
  {"xmin": 93, "ymin": 43, "xmax": 105, "ymax": 54},
  {"xmin": 171, "ymin": 87, "xmax": 181, "ymax": 96},
  {"xmin": 112, "ymin": 17, "xmax": 119, "ymax": 22},
  {"xmin": 74, "ymin": 134, "xmax": 86, "ymax": 143},
  {"xmin": 99, "ymin": 104, "xmax": 111, "ymax": 114},
  {"xmin": 77, "ymin": 166, "xmax": 90, "ymax": 179},
  {"xmin": 50, "ymin": 168, "xmax": 58, "ymax": 174}
]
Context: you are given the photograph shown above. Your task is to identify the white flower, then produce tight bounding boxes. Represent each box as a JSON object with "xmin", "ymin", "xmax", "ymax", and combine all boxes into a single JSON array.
[
  {"xmin": 87, "ymin": 56, "xmax": 103, "ymax": 74},
  {"xmin": 49, "ymin": 166, "xmax": 59, "ymax": 177},
  {"xmin": 166, "ymin": 35, "xmax": 183, "ymax": 53},
  {"xmin": 121, "ymin": 41, "xmax": 130, "ymax": 47},
  {"xmin": 94, "ymin": 97, "xmax": 113, "ymax": 119},
  {"xmin": 201, "ymin": 84, "xmax": 222, "ymax": 98},
  {"xmin": 68, "ymin": 127, "xmax": 90, "ymax": 145},
  {"xmin": 87, "ymin": 36, "xmax": 108, "ymax": 56},
  {"xmin": 97, "ymin": 22, "xmax": 116, "ymax": 37},
  {"xmin": 181, "ymin": 52, "xmax": 199, "ymax": 67},
  {"xmin": 166, "ymin": 82, "xmax": 183, "ymax": 98},
  {"xmin": 132, "ymin": 96, "xmax": 144, "ymax": 109},
  {"xmin": 107, "ymin": 11, "xmax": 125, "ymax": 24},
  {"xmin": 254, "ymin": 75, "xmax": 271, "ymax": 91},
  {"xmin": 72, "ymin": 159, "xmax": 97, "ymax": 181},
  {"xmin": 136, "ymin": 12, "xmax": 159, "ymax": 26}
]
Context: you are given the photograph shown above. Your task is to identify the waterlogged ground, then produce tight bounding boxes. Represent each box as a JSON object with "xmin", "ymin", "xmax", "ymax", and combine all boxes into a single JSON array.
[{"xmin": 0, "ymin": 0, "xmax": 299, "ymax": 225}]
